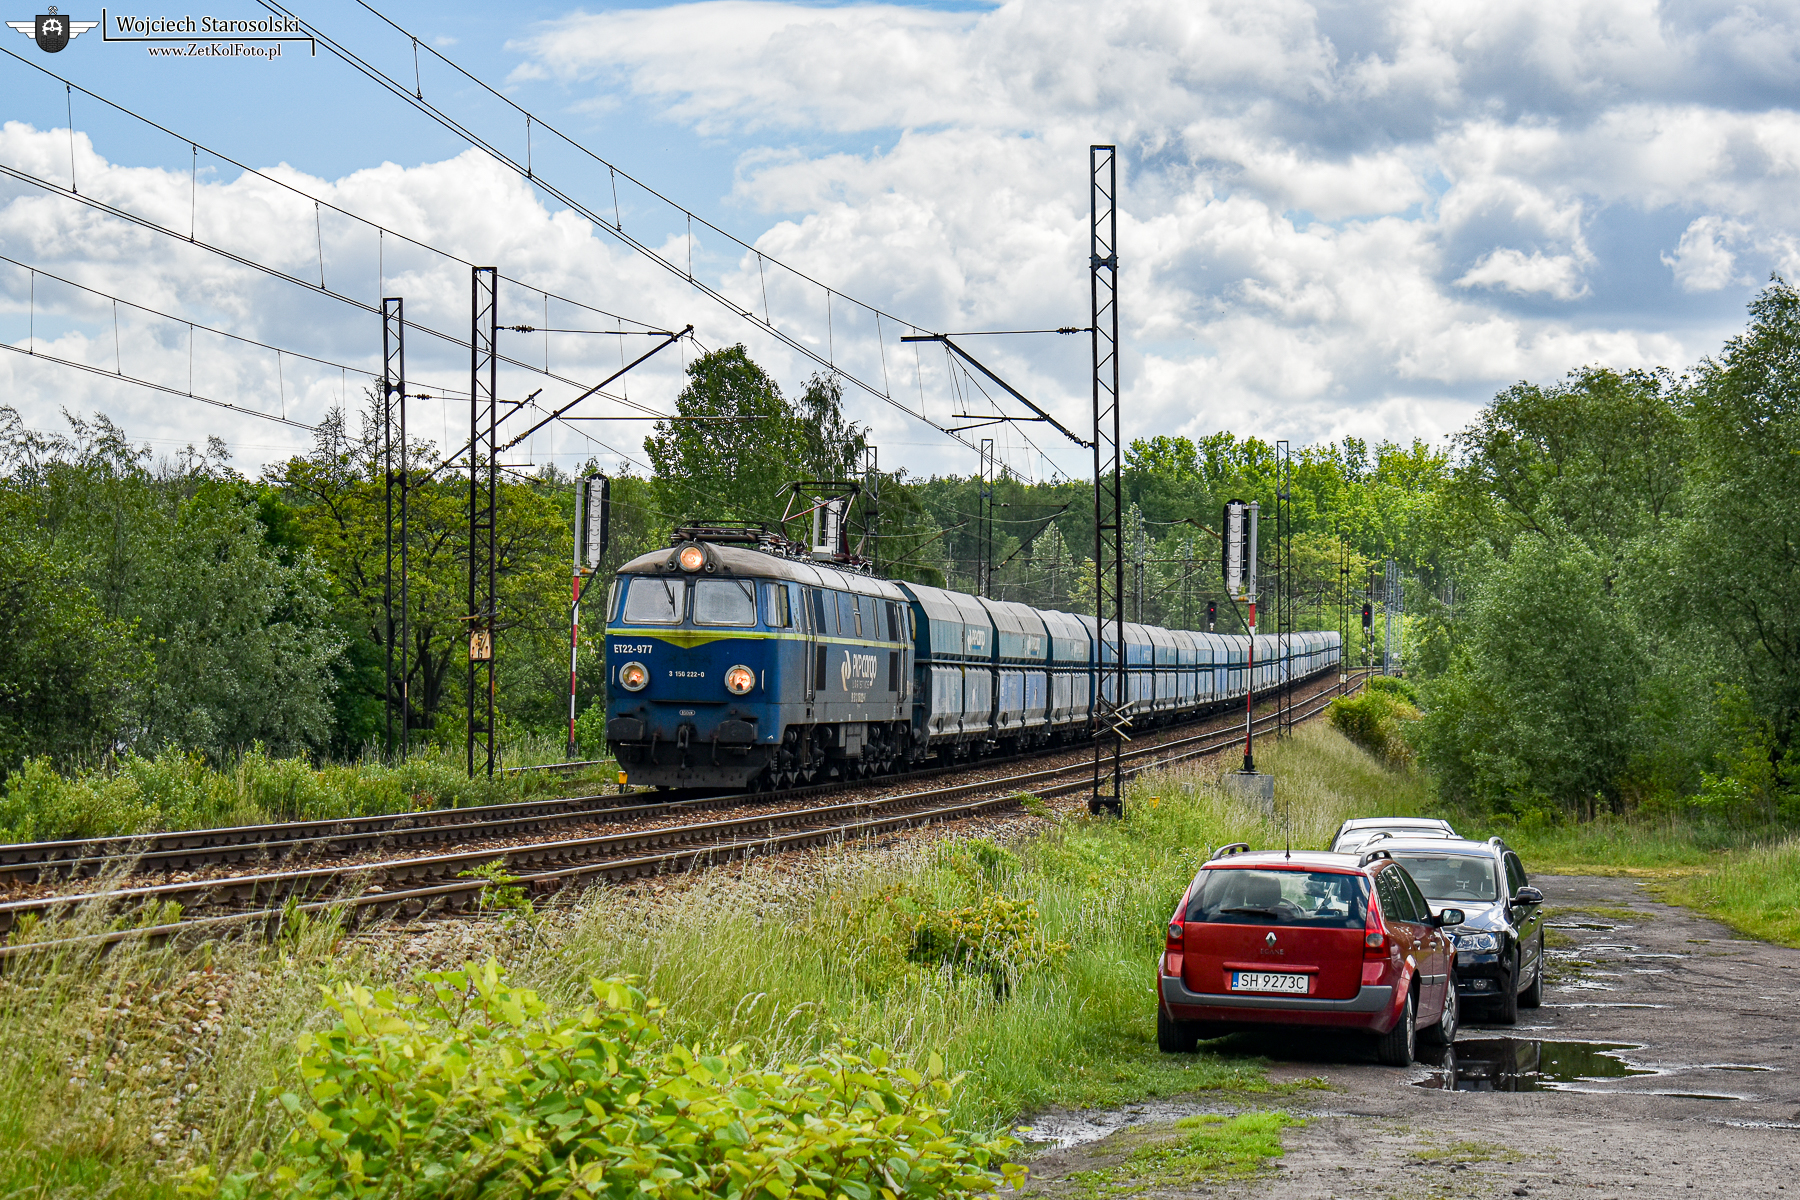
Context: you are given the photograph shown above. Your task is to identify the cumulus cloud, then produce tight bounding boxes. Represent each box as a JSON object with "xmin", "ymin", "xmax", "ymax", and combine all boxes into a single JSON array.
[
  {"xmin": 1456, "ymin": 249, "xmax": 1590, "ymax": 300},
  {"xmin": 8, "ymin": 0, "xmax": 1800, "ymax": 479},
  {"xmin": 493, "ymin": 0, "xmax": 1800, "ymax": 474},
  {"xmin": 1661, "ymin": 214, "xmax": 1750, "ymax": 292}
]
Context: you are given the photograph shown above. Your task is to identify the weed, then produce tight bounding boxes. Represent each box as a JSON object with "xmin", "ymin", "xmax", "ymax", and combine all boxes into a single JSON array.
[
  {"xmin": 1066, "ymin": 1111, "xmax": 1301, "ymax": 1196},
  {"xmin": 1411, "ymin": 1139, "xmax": 1522, "ymax": 1163},
  {"xmin": 457, "ymin": 860, "xmax": 536, "ymax": 922}
]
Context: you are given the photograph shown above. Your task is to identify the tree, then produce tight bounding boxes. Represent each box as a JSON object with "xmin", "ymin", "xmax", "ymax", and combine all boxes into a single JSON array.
[
  {"xmin": 0, "ymin": 526, "xmax": 150, "ymax": 770},
  {"xmin": 1417, "ymin": 533, "xmax": 1643, "ymax": 817},
  {"xmin": 1656, "ymin": 281, "xmax": 1800, "ymax": 767},
  {"xmin": 0, "ymin": 407, "xmax": 343, "ymax": 760},
  {"xmin": 271, "ymin": 404, "xmax": 572, "ymax": 748}
]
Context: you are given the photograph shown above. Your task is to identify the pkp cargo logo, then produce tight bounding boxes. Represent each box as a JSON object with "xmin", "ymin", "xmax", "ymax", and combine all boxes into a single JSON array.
[
  {"xmin": 7, "ymin": 6, "xmax": 96, "ymax": 51},
  {"xmin": 840, "ymin": 651, "xmax": 879, "ymax": 693}
]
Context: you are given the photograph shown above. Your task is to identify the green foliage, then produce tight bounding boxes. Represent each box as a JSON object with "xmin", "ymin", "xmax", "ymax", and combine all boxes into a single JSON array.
[
  {"xmin": 0, "ymin": 408, "xmax": 344, "ymax": 764},
  {"xmin": 645, "ymin": 350, "xmax": 868, "ymax": 529},
  {"xmin": 1066, "ymin": 1111, "xmax": 1300, "ymax": 1196},
  {"xmin": 270, "ymin": 405, "xmax": 576, "ymax": 750},
  {"xmin": 1364, "ymin": 675, "xmax": 1421, "ymax": 707},
  {"xmin": 0, "ymin": 524, "xmax": 151, "ymax": 770},
  {"xmin": 1416, "ymin": 532, "xmax": 1641, "ymax": 817},
  {"xmin": 0, "ymin": 745, "xmax": 542, "ymax": 843},
  {"xmin": 457, "ymin": 860, "xmax": 536, "ymax": 921},
  {"xmin": 189, "ymin": 960, "xmax": 1021, "ymax": 1200},
  {"xmin": 908, "ymin": 894, "xmax": 1070, "ymax": 979},
  {"xmin": 1327, "ymin": 691, "xmax": 1419, "ymax": 769}
]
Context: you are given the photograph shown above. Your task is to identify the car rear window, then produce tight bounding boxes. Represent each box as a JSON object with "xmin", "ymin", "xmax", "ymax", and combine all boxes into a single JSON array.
[
  {"xmin": 1388, "ymin": 852, "xmax": 1499, "ymax": 902},
  {"xmin": 621, "ymin": 577, "xmax": 684, "ymax": 624},
  {"xmin": 1185, "ymin": 869, "xmax": 1371, "ymax": 929}
]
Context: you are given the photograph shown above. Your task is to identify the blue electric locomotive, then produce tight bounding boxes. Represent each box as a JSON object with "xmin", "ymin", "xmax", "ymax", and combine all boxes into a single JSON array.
[{"xmin": 602, "ymin": 529, "xmax": 1343, "ymax": 790}]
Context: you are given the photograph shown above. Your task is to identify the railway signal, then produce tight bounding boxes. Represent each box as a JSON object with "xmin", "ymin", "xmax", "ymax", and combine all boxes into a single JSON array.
[{"xmin": 1206, "ymin": 599, "xmax": 1217, "ymax": 631}]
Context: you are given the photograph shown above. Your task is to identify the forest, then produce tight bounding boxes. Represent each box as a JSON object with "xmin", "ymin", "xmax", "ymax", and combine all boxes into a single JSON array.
[{"xmin": 2, "ymin": 283, "xmax": 1798, "ymax": 833}]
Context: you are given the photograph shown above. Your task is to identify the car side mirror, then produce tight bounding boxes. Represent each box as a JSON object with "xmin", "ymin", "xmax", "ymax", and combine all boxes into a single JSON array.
[
  {"xmin": 1512, "ymin": 887, "xmax": 1544, "ymax": 905},
  {"xmin": 1432, "ymin": 909, "xmax": 1465, "ymax": 928}
]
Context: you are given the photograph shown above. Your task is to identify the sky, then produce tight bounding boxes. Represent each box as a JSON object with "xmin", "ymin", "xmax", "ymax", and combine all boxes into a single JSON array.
[{"xmin": 3, "ymin": 0, "xmax": 1799, "ymax": 485}]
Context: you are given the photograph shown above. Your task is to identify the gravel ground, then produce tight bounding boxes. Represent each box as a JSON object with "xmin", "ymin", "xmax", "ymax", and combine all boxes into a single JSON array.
[{"xmin": 1015, "ymin": 874, "xmax": 1800, "ymax": 1199}]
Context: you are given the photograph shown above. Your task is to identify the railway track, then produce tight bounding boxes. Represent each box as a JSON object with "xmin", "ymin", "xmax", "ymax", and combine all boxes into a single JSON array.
[
  {"xmin": 0, "ymin": 671, "xmax": 1358, "ymax": 886},
  {"xmin": 0, "ymin": 673, "xmax": 1362, "ymax": 959}
]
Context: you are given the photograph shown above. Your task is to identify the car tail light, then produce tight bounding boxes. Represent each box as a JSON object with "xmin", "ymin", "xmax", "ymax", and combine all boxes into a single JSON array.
[
  {"xmin": 1166, "ymin": 919, "xmax": 1183, "ymax": 948},
  {"xmin": 724, "ymin": 664, "xmax": 755, "ymax": 695},
  {"xmin": 1364, "ymin": 912, "xmax": 1389, "ymax": 960}
]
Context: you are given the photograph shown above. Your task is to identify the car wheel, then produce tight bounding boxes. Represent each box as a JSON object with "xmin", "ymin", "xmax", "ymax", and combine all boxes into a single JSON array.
[
  {"xmin": 1420, "ymin": 981, "xmax": 1458, "ymax": 1047},
  {"xmin": 1374, "ymin": 989, "xmax": 1416, "ymax": 1067},
  {"xmin": 1493, "ymin": 949, "xmax": 1520, "ymax": 1025},
  {"xmin": 1157, "ymin": 1006, "xmax": 1201, "ymax": 1054},
  {"xmin": 1521, "ymin": 934, "xmax": 1544, "ymax": 1009}
]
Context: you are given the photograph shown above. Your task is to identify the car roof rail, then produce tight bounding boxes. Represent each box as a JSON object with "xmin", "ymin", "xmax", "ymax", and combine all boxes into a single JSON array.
[
  {"xmin": 1209, "ymin": 842, "xmax": 1252, "ymax": 861},
  {"xmin": 1359, "ymin": 848, "xmax": 1394, "ymax": 867},
  {"xmin": 1487, "ymin": 835, "xmax": 1510, "ymax": 852},
  {"xmin": 1363, "ymin": 831, "xmax": 1394, "ymax": 845}
]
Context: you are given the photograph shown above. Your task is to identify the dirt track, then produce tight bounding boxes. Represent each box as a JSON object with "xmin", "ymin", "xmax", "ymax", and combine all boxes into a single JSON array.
[{"xmin": 1018, "ymin": 874, "xmax": 1800, "ymax": 1198}]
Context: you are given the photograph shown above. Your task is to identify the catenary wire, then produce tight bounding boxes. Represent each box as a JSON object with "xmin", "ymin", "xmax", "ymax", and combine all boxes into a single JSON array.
[{"xmin": 249, "ymin": 0, "xmax": 982, "ymax": 455}]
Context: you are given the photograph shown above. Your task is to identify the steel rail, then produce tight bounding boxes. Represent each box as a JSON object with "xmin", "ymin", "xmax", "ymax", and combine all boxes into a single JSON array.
[
  {"xmin": 0, "ymin": 678, "xmax": 1358, "ymax": 961},
  {"xmin": 0, "ymin": 670, "xmax": 1361, "ymax": 885}
]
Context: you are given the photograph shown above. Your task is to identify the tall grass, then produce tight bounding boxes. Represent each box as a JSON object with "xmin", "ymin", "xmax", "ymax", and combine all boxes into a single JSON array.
[
  {"xmin": 523, "ymin": 721, "xmax": 1427, "ymax": 1130},
  {"xmin": 1659, "ymin": 837, "xmax": 1800, "ymax": 947},
  {"xmin": 0, "ymin": 722, "xmax": 1427, "ymax": 1195},
  {"xmin": 0, "ymin": 744, "xmax": 596, "ymax": 843},
  {"xmin": 0, "ymin": 904, "xmax": 352, "ymax": 1198}
]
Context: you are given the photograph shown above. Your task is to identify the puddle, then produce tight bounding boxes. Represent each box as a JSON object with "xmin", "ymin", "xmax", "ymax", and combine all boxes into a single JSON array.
[
  {"xmin": 1013, "ymin": 1099, "xmax": 1210, "ymax": 1151},
  {"xmin": 1549, "ymin": 921, "xmax": 1618, "ymax": 931},
  {"xmin": 1703, "ymin": 1064, "xmax": 1776, "ymax": 1072},
  {"xmin": 1416, "ymin": 1038, "xmax": 1655, "ymax": 1092},
  {"xmin": 1542, "ymin": 1001, "xmax": 1666, "ymax": 1008},
  {"xmin": 1717, "ymin": 1120, "xmax": 1800, "ymax": 1130}
]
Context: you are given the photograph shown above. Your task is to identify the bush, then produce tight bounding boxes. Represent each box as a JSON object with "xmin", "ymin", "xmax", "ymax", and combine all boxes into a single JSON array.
[
  {"xmin": 188, "ymin": 959, "xmax": 1021, "ymax": 1200},
  {"xmin": 1364, "ymin": 675, "xmax": 1421, "ymax": 708},
  {"xmin": 1327, "ymin": 692, "xmax": 1419, "ymax": 769}
]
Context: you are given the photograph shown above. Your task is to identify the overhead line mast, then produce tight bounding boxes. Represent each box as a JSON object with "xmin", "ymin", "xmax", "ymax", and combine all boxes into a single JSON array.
[
  {"xmin": 1090, "ymin": 145, "xmax": 1126, "ymax": 818},
  {"xmin": 469, "ymin": 267, "xmax": 499, "ymax": 779}
]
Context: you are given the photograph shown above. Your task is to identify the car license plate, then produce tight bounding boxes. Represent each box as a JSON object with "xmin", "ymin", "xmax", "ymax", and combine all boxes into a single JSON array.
[{"xmin": 1230, "ymin": 971, "xmax": 1310, "ymax": 994}]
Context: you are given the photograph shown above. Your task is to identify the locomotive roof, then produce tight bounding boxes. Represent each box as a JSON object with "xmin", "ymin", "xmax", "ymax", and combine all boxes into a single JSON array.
[{"xmin": 615, "ymin": 543, "xmax": 910, "ymax": 601}]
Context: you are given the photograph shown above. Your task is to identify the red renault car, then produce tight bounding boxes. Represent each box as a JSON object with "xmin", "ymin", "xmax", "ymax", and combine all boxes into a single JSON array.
[{"xmin": 1156, "ymin": 845, "xmax": 1464, "ymax": 1066}]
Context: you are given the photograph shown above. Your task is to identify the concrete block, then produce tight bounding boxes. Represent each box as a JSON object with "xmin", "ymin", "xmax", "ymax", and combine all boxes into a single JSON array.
[{"xmin": 1219, "ymin": 771, "xmax": 1274, "ymax": 814}]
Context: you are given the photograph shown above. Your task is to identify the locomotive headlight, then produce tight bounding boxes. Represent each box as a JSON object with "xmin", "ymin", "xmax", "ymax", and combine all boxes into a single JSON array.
[
  {"xmin": 724, "ymin": 664, "xmax": 756, "ymax": 695},
  {"xmin": 619, "ymin": 661, "xmax": 650, "ymax": 692},
  {"xmin": 677, "ymin": 544, "xmax": 706, "ymax": 572}
]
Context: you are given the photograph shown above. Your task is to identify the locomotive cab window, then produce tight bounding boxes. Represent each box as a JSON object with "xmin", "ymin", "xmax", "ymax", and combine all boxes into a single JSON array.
[
  {"xmin": 621, "ymin": 576, "xmax": 684, "ymax": 624},
  {"xmin": 811, "ymin": 589, "xmax": 833, "ymax": 636},
  {"xmin": 763, "ymin": 583, "xmax": 792, "ymax": 628},
  {"xmin": 692, "ymin": 579, "xmax": 757, "ymax": 626},
  {"xmin": 838, "ymin": 591, "xmax": 857, "ymax": 637}
]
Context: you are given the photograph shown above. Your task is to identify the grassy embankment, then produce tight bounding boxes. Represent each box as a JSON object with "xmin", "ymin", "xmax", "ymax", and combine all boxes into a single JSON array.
[
  {"xmin": 1439, "ymin": 809, "xmax": 1800, "ymax": 948},
  {"xmin": 0, "ymin": 721, "xmax": 1419, "ymax": 1198},
  {"xmin": 0, "ymin": 740, "xmax": 608, "ymax": 844},
  {"xmin": 1326, "ymin": 686, "xmax": 1800, "ymax": 949}
]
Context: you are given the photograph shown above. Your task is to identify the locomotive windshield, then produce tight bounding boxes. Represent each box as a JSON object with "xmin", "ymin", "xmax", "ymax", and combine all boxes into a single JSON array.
[
  {"xmin": 693, "ymin": 579, "xmax": 757, "ymax": 626},
  {"xmin": 620, "ymin": 576, "xmax": 684, "ymax": 624}
]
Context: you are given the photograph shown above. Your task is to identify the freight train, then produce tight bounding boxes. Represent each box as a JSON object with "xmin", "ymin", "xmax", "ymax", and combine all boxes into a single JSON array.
[{"xmin": 602, "ymin": 528, "xmax": 1343, "ymax": 791}]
